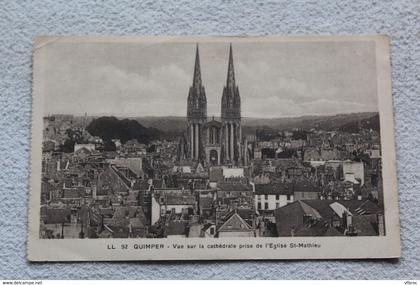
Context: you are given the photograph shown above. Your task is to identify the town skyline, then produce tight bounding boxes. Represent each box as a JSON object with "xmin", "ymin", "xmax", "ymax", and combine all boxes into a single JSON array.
[
  {"xmin": 29, "ymin": 36, "xmax": 400, "ymax": 261},
  {"xmin": 38, "ymin": 40, "xmax": 385, "ymax": 240},
  {"xmin": 45, "ymin": 110, "xmax": 379, "ymax": 120}
]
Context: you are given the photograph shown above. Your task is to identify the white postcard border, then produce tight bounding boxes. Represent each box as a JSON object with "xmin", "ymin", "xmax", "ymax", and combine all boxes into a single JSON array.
[{"xmin": 27, "ymin": 35, "xmax": 401, "ymax": 261}]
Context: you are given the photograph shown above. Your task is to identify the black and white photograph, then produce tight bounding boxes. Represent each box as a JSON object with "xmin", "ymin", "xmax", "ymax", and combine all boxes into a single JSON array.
[{"xmin": 28, "ymin": 36, "xmax": 400, "ymax": 261}]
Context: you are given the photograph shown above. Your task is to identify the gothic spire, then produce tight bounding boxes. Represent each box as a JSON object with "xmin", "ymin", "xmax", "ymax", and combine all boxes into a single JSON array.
[
  {"xmin": 226, "ymin": 43, "xmax": 235, "ymax": 88},
  {"xmin": 193, "ymin": 43, "xmax": 202, "ymax": 88}
]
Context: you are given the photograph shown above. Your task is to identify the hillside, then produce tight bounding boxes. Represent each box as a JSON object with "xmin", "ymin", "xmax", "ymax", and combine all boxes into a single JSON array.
[
  {"xmin": 74, "ymin": 112, "xmax": 380, "ymax": 141},
  {"xmin": 133, "ymin": 116, "xmax": 187, "ymax": 135},
  {"xmin": 133, "ymin": 112, "xmax": 380, "ymax": 136}
]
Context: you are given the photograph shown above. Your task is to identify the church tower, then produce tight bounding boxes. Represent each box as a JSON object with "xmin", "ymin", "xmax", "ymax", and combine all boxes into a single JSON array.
[
  {"xmin": 187, "ymin": 44, "xmax": 207, "ymax": 161},
  {"xmin": 221, "ymin": 44, "xmax": 242, "ymax": 165}
]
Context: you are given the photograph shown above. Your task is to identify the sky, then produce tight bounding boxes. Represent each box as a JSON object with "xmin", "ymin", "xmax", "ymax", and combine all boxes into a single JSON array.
[{"xmin": 40, "ymin": 38, "xmax": 379, "ymax": 118}]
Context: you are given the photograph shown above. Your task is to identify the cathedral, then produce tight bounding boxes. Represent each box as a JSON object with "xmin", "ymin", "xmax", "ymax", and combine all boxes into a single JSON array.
[{"xmin": 178, "ymin": 44, "xmax": 245, "ymax": 166}]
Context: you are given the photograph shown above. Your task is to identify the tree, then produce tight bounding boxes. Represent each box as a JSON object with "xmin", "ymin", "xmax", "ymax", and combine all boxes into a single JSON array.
[
  {"xmin": 60, "ymin": 128, "xmax": 85, "ymax": 153},
  {"xmin": 86, "ymin": 116, "xmax": 161, "ymax": 144}
]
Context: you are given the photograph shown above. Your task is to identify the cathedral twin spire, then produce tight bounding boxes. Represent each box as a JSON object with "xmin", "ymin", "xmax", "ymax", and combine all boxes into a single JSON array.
[
  {"xmin": 188, "ymin": 43, "xmax": 240, "ymax": 120},
  {"xmin": 192, "ymin": 44, "xmax": 202, "ymax": 88},
  {"xmin": 186, "ymin": 43, "xmax": 242, "ymax": 164},
  {"xmin": 222, "ymin": 43, "xmax": 241, "ymax": 120},
  {"xmin": 187, "ymin": 44, "xmax": 207, "ymax": 120},
  {"xmin": 226, "ymin": 44, "xmax": 236, "ymax": 88}
]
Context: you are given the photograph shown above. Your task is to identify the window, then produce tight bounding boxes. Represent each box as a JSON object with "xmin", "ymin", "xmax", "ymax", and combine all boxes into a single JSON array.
[
  {"xmin": 265, "ymin": 202, "xmax": 268, "ymax": 210},
  {"xmin": 264, "ymin": 194, "xmax": 268, "ymax": 200},
  {"xmin": 276, "ymin": 203, "xmax": 280, "ymax": 208},
  {"xmin": 210, "ymin": 227, "xmax": 215, "ymax": 235},
  {"xmin": 257, "ymin": 195, "xmax": 261, "ymax": 200},
  {"xmin": 275, "ymin": 194, "xmax": 280, "ymax": 200},
  {"xmin": 257, "ymin": 202, "xmax": 261, "ymax": 210},
  {"xmin": 287, "ymin": 194, "xmax": 291, "ymax": 200}
]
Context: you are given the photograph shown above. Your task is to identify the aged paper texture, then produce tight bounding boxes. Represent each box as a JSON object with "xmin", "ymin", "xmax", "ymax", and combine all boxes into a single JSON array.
[{"xmin": 28, "ymin": 35, "xmax": 400, "ymax": 261}]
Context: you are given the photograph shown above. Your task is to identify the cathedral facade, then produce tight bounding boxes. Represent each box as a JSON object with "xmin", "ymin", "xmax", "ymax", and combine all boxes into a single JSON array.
[{"xmin": 180, "ymin": 44, "xmax": 244, "ymax": 166}]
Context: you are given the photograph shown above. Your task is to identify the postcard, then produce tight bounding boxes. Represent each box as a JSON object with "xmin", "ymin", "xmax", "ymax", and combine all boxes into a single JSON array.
[{"xmin": 28, "ymin": 35, "xmax": 400, "ymax": 261}]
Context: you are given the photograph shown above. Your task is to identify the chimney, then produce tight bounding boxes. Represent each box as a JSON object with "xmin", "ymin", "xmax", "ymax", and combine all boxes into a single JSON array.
[
  {"xmin": 92, "ymin": 186, "xmax": 97, "ymax": 199},
  {"xmin": 290, "ymin": 227, "xmax": 295, "ymax": 237},
  {"xmin": 345, "ymin": 213, "xmax": 353, "ymax": 230}
]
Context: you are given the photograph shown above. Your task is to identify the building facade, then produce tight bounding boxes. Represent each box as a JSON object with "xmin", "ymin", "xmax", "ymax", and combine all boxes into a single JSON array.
[{"xmin": 184, "ymin": 44, "xmax": 244, "ymax": 166}]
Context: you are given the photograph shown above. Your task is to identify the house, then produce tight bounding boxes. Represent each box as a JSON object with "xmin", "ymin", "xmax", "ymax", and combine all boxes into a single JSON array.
[
  {"xmin": 254, "ymin": 147, "xmax": 262, "ymax": 159},
  {"xmin": 40, "ymin": 206, "xmax": 71, "ymax": 225},
  {"xmin": 209, "ymin": 167, "xmax": 223, "ymax": 188},
  {"xmin": 187, "ymin": 224, "xmax": 202, "ymax": 237},
  {"xmin": 222, "ymin": 167, "xmax": 245, "ymax": 180},
  {"xmin": 99, "ymin": 206, "xmax": 147, "ymax": 238},
  {"xmin": 96, "ymin": 165, "xmax": 131, "ymax": 196},
  {"xmin": 172, "ymin": 165, "xmax": 192, "ymax": 174},
  {"xmin": 74, "ymin": 143, "xmax": 95, "ymax": 153},
  {"xmin": 195, "ymin": 162, "xmax": 205, "ymax": 174},
  {"xmin": 217, "ymin": 211, "xmax": 254, "ymax": 237},
  {"xmin": 217, "ymin": 181, "xmax": 252, "ymax": 197},
  {"xmin": 187, "ymin": 223, "xmax": 216, "ymax": 238},
  {"xmin": 198, "ymin": 192, "xmax": 215, "ymax": 220},
  {"xmin": 342, "ymin": 160, "xmax": 364, "ymax": 186},
  {"xmin": 320, "ymin": 149, "xmax": 339, "ymax": 161},
  {"xmin": 39, "ymin": 206, "xmax": 81, "ymax": 239},
  {"xmin": 274, "ymin": 199, "xmax": 384, "ymax": 237},
  {"xmin": 166, "ymin": 220, "xmax": 188, "ymax": 238},
  {"xmin": 201, "ymin": 223, "xmax": 217, "ymax": 238},
  {"xmin": 112, "ymin": 139, "xmax": 122, "ymax": 150},
  {"xmin": 41, "ymin": 180, "xmax": 55, "ymax": 204},
  {"xmin": 74, "ymin": 147, "xmax": 92, "ymax": 160},
  {"xmin": 61, "ymin": 186, "xmax": 85, "ymax": 207},
  {"xmin": 123, "ymin": 139, "xmax": 146, "ymax": 154},
  {"xmin": 109, "ymin": 157, "xmax": 144, "ymax": 179},
  {"xmin": 303, "ymin": 147, "xmax": 321, "ymax": 161},
  {"xmin": 255, "ymin": 182, "xmax": 294, "ymax": 213},
  {"xmin": 151, "ymin": 190, "xmax": 196, "ymax": 225},
  {"xmin": 253, "ymin": 173, "xmax": 271, "ymax": 185},
  {"xmin": 215, "ymin": 181, "xmax": 254, "ymax": 226},
  {"xmin": 43, "ymin": 140, "xmax": 56, "ymax": 152},
  {"xmin": 292, "ymin": 180, "xmax": 321, "ymax": 201}
]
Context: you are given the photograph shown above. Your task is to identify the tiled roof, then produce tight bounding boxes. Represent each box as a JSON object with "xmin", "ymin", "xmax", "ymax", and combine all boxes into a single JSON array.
[
  {"xmin": 188, "ymin": 224, "xmax": 203, "ymax": 237},
  {"xmin": 298, "ymin": 201, "xmax": 322, "ymax": 219},
  {"xmin": 40, "ymin": 206, "xmax": 71, "ymax": 224},
  {"xmin": 204, "ymin": 120, "xmax": 222, "ymax": 128},
  {"xmin": 112, "ymin": 206, "xmax": 145, "ymax": 220},
  {"xmin": 292, "ymin": 180, "xmax": 321, "ymax": 193},
  {"xmin": 352, "ymin": 214, "xmax": 379, "ymax": 236},
  {"xmin": 291, "ymin": 199, "xmax": 382, "ymax": 221},
  {"xmin": 293, "ymin": 221, "xmax": 342, "ymax": 236},
  {"xmin": 218, "ymin": 213, "xmax": 252, "ymax": 232},
  {"xmin": 165, "ymin": 194, "xmax": 196, "ymax": 205},
  {"xmin": 217, "ymin": 182, "xmax": 252, "ymax": 192},
  {"xmin": 199, "ymin": 197, "xmax": 214, "ymax": 209},
  {"xmin": 167, "ymin": 221, "xmax": 188, "ymax": 236},
  {"xmin": 254, "ymin": 183, "xmax": 293, "ymax": 195},
  {"xmin": 99, "ymin": 207, "xmax": 114, "ymax": 217},
  {"xmin": 62, "ymin": 187, "xmax": 84, "ymax": 199},
  {"xmin": 271, "ymin": 159, "xmax": 298, "ymax": 169},
  {"xmin": 303, "ymin": 199, "xmax": 381, "ymax": 218},
  {"xmin": 209, "ymin": 167, "xmax": 223, "ymax": 182}
]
